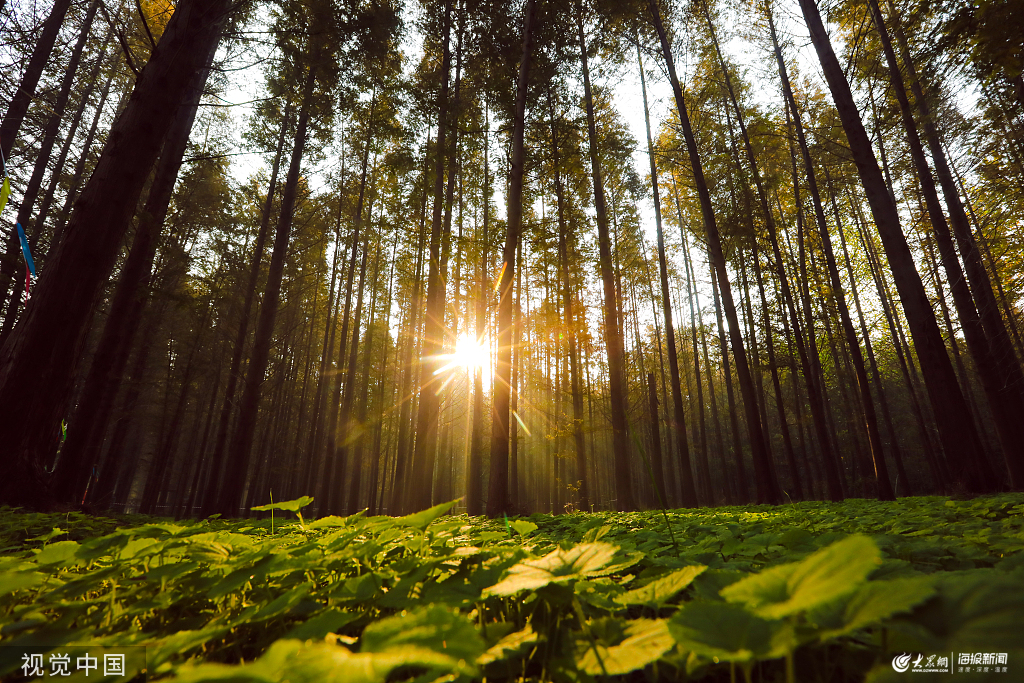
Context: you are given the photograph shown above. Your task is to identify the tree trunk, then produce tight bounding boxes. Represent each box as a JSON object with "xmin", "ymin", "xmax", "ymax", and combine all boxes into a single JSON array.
[
  {"xmin": 487, "ymin": 0, "xmax": 536, "ymax": 517},
  {"xmin": 648, "ymin": 0, "xmax": 780, "ymax": 504},
  {"xmin": 0, "ymin": 0, "xmax": 233, "ymax": 509},
  {"xmin": 638, "ymin": 39, "xmax": 697, "ymax": 508},
  {"xmin": 53, "ymin": 36, "xmax": 218, "ymax": 505},
  {"xmin": 216, "ymin": 65, "xmax": 317, "ymax": 516},
  {"xmin": 868, "ymin": 0, "xmax": 1024, "ymax": 487},
  {"xmin": 0, "ymin": 0, "xmax": 74, "ymax": 164},
  {"xmin": 391, "ymin": 137, "xmax": 431, "ymax": 514},
  {"xmin": 0, "ymin": 0, "xmax": 99, "ymax": 341},
  {"xmin": 576, "ymin": 4, "xmax": 633, "ymax": 510}
]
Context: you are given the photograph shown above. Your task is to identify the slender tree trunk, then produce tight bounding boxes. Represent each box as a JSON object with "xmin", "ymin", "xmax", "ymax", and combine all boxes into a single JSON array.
[
  {"xmin": 796, "ymin": 0, "xmax": 995, "ymax": 492},
  {"xmin": 468, "ymin": 117, "xmax": 490, "ymax": 515},
  {"xmin": 53, "ymin": 37, "xmax": 218, "ymax": 505},
  {"xmin": 775, "ymin": 39, "xmax": 894, "ymax": 498},
  {"xmin": 217, "ymin": 65, "xmax": 317, "ymax": 516},
  {"xmin": 391, "ymin": 138, "xmax": 431, "ymax": 514},
  {"xmin": 648, "ymin": 0, "xmax": 779, "ymax": 504},
  {"xmin": 638, "ymin": 39, "xmax": 697, "ymax": 508},
  {"xmin": 335, "ymin": 240, "xmax": 370, "ymax": 515},
  {"xmin": 201, "ymin": 103, "xmax": 292, "ymax": 514},
  {"xmin": 50, "ymin": 56, "xmax": 117, "ymax": 249},
  {"xmin": 0, "ymin": 0, "xmax": 232, "ymax": 509},
  {"xmin": 867, "ymin": 0, "xmax": 1024, "ymax": 487},
  {"xmin": 487, "ymin": 0, "xmax": 536, "ymax": 517},
  {"xmin": 546, "ymin": 91, "xmax": 589, "ymax": 513},
  {"xmin": 412, "ymin": 0, "xmax": 456, "ymax": 513},
  {"xmin": 0, "ymin": 0, "xmax": 74, "ymax": 164},
  {"xmin": 576, "ymin": 5, "xmax": 633, "ymax": 510},
  {"xmin": 0, "ymin": 0, "xmax": 100, "ymax": 341}
]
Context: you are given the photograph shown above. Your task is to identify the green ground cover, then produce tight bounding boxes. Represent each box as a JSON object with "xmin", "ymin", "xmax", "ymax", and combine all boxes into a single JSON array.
[{"xmin": 1, "ymin": 494, "xmax": 1023, "ymax": 682}]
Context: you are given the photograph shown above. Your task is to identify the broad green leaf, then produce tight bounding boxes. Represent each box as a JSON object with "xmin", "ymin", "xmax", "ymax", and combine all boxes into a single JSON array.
[
  {"xmin": 34, "ymin": 540, "xmax": 82, "ymax": 567},
  {"xmin": 251, "ymin": 495, "xmax": 314, "ymax": 513},
  {"xmin": 721, "ymin": 534, "xmax": 881, "ymax": 618},
  {"xmin": 0, "ymin": 571, "xmax": 44, "ymax": 596},
  {"xmin": 669, "ymin": 602, "xmax": 795, "ymax": 663},
  {"xmin": 285, "ymin": 610, "xmax": 360, "ymax": 642},
  {"xmin": 813, "ymin": 576, "xmax": 936, "ymax": 639},
  {"xmin": 510, "ymin": 520, "xmax": 538, "ymax": 536},
  {"xmin": 393, "ymin": 499, "xmax": 458, "ymax": 531},
  {"xmin": 478, "ymin": 624, "xmax": 539, "ymax": 667},
  {"xmin": 360, "ymin": 604, "xmax": 483, "ymax": 668},
  {"xmin": 615, "ymin": 566, "xmax": 707, "ymax": 606},
  {"xmin": 484, "ymin": 542, "xmax": 619, "ymax": 596},
  {"xmin": 577, "ymin": 618, "xmax": 674, "ymax": 675}
]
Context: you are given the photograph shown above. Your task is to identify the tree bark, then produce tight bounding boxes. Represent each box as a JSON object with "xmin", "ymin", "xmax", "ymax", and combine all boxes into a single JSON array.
[
  {"xmin": 638, "ymin": 38, "xmax": 697, "ymax": 508},
  {"xmin": 216, "ymin": 64, "xmax": 317, "ymax": 516},
  {"xmin": 796, "ymin": 0, "xmax": 994, "ymax": 492},
  {"xmin": 487, "ymin": 0, "xmax": 536, "ymax": 517},
  {"xmin": 0, "ymin": 0, "xmax": 233, "ymax": 509},
  {"xmin": 648, "ymin": 0, "xmax": 780, "ymax": 504},
  {"xmin": 576, "ymin": 4, "xmax": 633, "ymax": 510}
]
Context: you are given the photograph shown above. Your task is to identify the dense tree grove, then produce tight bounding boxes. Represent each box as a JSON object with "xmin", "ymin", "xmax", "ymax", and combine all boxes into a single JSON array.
[{"xmin": 0, "ymin": 0, "xmax": 1021, "ymax": 516}]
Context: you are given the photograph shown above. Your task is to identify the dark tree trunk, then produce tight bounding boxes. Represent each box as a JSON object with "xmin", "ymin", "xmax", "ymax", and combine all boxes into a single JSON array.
[
  {"xmin": 335, "ymin": 242, "xmax": 369, "ymax": 515},
  {"xmin": 648, "ymin": 0, "xmax": 780, "ymax": 504},
  {"xmin": 576, "ymin": 5, "xmax": 633, "ymax": 510},
  {"xmin": 0, "ymin": 0, "xmax": 233, "ymax": 510},
  {"xmin": 468, "ymin": 117, "xmax": 489, "ymax": 515},
  {"xmin": 216, "ymin": 65, "xmax": 317, "ymax": 516},
  {"xmin": 391, "ymin": 138, "xmax": 430, "ymax": 514},
  {"xmin": 774, "ymin": 37, "xmax": 894, "ymax": 499},
  {"xmin": 412, "ymin": 0, "xmax": 455, "ymax": 514},
  {"xmin": 53, "ymin": 36, "xmax": 218, "ymax": 505},
  {"xmin": 51, "ymin": 57, "xmax": 117, "ymax": 249},
  {"xmin": 0, "ymin": 0, "xmax": 74, "ymax": 164},
  {"xmin": 869, "ymin": 0, "xmax": 1024, "ymax": 487},
  {"xmin": 638, "ymin": 39, "xmax": 697, "ymax": 508},
  {"xmin": 487, "ymin": 0, "xmax": 536, "ymax": 517},
  {"xmin": 547, "ymin": 91, "xmax": 589, "ymax": 513},
  {"xmin": 0, "ymin": 0, "xmax": 99, "ymax": 341},
  {"xmin": 796, "ymin": 0, "xmax": 995, "ymax": 492},
  {"xmin": 200, "ymin": 102, "xmax": 293, "ymax": 515}
]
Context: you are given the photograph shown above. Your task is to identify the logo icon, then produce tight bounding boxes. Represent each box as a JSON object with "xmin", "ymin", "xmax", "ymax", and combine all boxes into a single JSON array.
[{"xmin": 893, "ymin": 653, "xmax": 913, "ymax": 672}]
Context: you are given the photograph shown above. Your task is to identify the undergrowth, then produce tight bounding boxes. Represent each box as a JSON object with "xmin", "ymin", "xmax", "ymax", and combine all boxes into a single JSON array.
[{"xmin": 1, "ymin": 494, "xmax": 1023, "ymax": 682}]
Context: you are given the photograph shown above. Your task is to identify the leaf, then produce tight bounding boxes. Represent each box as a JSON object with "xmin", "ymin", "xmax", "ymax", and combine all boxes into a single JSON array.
[
  {"xmin": 478, "ymin": 624, "xmax": 539, "ymax": 667},
  {"xmin": 360, "ymin": 604, "xmax": 484, "ymax": 668},
  {"xmin": 393, "ymin": 499, "xmax": 458, "ymax": 531},
  {"xmin": 251, "ymin": 495, "xmax": 314, "ymax": 513},
  {"xmin": 615, "ymin": 566, "xmax": 707, "ymax": 606},
  {"xmin": 484, "ymin": 543, "xmax": 619, "ymax": 596},
  {"xmin": 34, "ymin": 540, "xmax": 82, "ymax": 567},
  {"xmin": 813, "ymin": 576, "xmax": 936, "ymax": 640},
  {"xmin": 577, "ymin": 618, "xmax": 674, "ymax": 675},
  {"xmin": 0, "ymin": 177, "xmax": 10, "ymax": 215},
  {"xmin": 0, "ymin": 571, "xmax": 45, "ymax": 596},
  {"xmin": 285, "ymin": 610, "xmax": 360, "ymax": 642},
  {"xmin": 510, "ymin": 520, "xmax": 538, "ymax": 537},
  {"xmin": 669, "ymin": 602, "xmax": 795, "ymax": 663},
  {"xmin": 721, "ymin": 534, "xmax": 881, "ymax": 618}
]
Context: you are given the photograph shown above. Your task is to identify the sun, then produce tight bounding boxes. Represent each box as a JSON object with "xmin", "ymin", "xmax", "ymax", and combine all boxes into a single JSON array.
[
  {"xmin": 453, "ymin": 333, "xmax": 490, "ymax": 371},
  {"xmin": 434, "ymin": 332, "xmax": 492, "ymax": 387}
]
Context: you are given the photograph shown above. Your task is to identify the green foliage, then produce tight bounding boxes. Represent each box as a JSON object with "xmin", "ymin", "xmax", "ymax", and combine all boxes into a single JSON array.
[{"xmin": 0, "ymin": 494, "xmax": 1022, "ymax": 681}]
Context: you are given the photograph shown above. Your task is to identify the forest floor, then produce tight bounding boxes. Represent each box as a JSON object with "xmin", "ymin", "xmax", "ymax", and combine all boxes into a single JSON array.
[{"xmin": 1, "ymin": 494, "xmax": 1023, "ymax": 682}]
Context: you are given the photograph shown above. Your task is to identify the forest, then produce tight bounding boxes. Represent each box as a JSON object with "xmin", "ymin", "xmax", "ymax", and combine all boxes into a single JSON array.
[
  {"xmin": 0, "ymin": 0, "xmax": 1022, "ymax": 519},
  {"xmin": 2, "ymin": 1, "xmax": 1024, "ymax": 680}
]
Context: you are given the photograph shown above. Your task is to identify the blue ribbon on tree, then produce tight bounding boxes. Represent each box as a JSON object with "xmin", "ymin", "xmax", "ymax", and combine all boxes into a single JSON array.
[{"xmin": 16, "ymin": 222, "xmax": 35, "ymax": 279}]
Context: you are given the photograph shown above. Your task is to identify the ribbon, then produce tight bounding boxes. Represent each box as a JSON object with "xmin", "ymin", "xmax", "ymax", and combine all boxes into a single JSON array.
[
  {"xmin": 16, "ymin": 222, "xmax": 35, "ymax": 298},
  {"xmin": 0, "ymin": 177, "xmax": 9, "ymax": 215}
]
